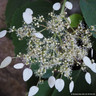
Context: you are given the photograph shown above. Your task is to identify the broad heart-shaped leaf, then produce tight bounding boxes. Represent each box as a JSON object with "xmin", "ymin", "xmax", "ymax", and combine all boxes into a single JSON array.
[
  {"xmin": 35, "ymin": 76, "xmax": 71, "ymax": 96},
  {"xmin": 35, "ymin": 81, "xmax": 55, "ymax": 96},
  {"xmin": 80, "ymin": 0, "xmax": 96, "ymax": 27},
  {"xmin": 5, "ymin": 0, "xmax": 30, "ymax": 27},
  {"xmin": 10, "ymin": 0, "xmax": 52, "ymax": 55},
  {"xmin": 71, "ymin": 70, "xmax": 96, "ymax": 93},
  {"xmin": 35, "ymin": 70, "xmax": 96, "ymax": 96},
  {"xmin": 69, "ymin": 14, "xmax": 83, "ymax": 28},
  {"xmin": 80, "ymin": 0, "xmax": 96, "ymax": 38}
]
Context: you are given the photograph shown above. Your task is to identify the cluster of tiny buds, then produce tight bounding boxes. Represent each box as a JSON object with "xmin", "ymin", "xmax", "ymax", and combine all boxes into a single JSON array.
[{"xmin": 10, "ymin": 11, "xmax": 93, "ymax": 79}]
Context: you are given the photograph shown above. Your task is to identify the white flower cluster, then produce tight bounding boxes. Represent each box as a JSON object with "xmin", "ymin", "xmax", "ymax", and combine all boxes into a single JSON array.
[
  {"xmin": 3, "ymin": 1, "xmax": 91, "ymax": 80},
  {"xmin": 0, "ymin": 1, "xmax": 96, "ymax": 96},
  {"xmin": 14, "ymin": 11, "xmax": 92, "ymax": 79}
]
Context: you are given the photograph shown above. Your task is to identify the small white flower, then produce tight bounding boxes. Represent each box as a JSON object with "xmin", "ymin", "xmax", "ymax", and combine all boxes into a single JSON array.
[
  {"xmin": 65, "ymin": 1, "xmax": 73, "ymax": 10},
  {"xmin": 85, "ymin": 72, "xmax": 91, "ymax": 84},
  {"xmin": 0, "ymin": 56, "xmax": 12, "ymax": 68},
  {"xmin": 23, "ymin": 12, "xmax": 32, "ymax": 24},
  {"xmin": 34, "ymin": 32, "xmax": 44, "ymax": 39},
  {"xmin": 55, "ymin": 79, "xmax": 64, "ymax": 92},
  {"xmin": 83, "ymin": 56, "xmax": 92, "ymax": 68},
  {"xmin": 48, "ymin": 76, "xmax": 56, "ymax": 88},
  {"xmin": 67, "ymin": 17, "xmax": 71, "ymax": 24},
  {"xmin": 53, "ymin": 2, "xmax": 61, "ymax": 11},
  {"xmin": 13, "ymin": 63, "xmax": 24, "ymax": 69},
  {"xmin": 25, "ymin": 8, "xmax": 33, "ymax": 15},
  {"xmin": 28, "ymin": 86, "xmax": 39, "ymax": 96},
  {"xmin": 0, "ymin": 30, "xmax": 7, "ymax": 38},
  {"xmin": 23, "ymin": 68, "xmax": 33, "ymax": 81},
  {"xmin": 69, "ymin": 81, "xmax": 74, "ymax": 93}
]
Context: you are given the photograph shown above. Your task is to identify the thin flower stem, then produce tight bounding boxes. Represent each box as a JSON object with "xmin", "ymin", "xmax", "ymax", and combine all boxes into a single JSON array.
[
  {"xmin": 37, "ymin": 76, "xmax": 41, "ymax": 86},
  {"xmin": 39, "ymin": 27, "xmax": 47, "ymax": 33},
  {"xmin": 61, "ymin": 0, "xmax": 66, "ymax": 15},
  {"xmin": 40, "ymin": 24, "xmax": 47, "ymax": 28},
  {"xmin": 64, "ymin": 16, "xmax": 75, "ymax": 32},
  {"xmin": 12, "ymin": 57, "xmax": 20, "ymax": 59}
]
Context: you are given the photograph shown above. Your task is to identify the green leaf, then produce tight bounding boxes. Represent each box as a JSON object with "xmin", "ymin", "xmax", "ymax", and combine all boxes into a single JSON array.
[
  {"xmin": 80, "ymin": 0, "xmax": 96, "ymax": 27},
  {"xmin": 71, "ymin": 70, "xmax": 96, "ymax": 93},
  {"xmin": 5, "ymin": 0, "xmax": 30, "ymax": 27},
  {"xmin": 42, "ymin": 69, "xmax": 52, "ymax": 78},
  {"xmin": 31, "ymin": 62, "xmax": 40, "ymax": 72},
  {"xmin": 35, "ymin": 70, "xmax": 96, "ymax": 96},
  {"xmin": 80, "ymin": 0, "xmax": 96, "ymax": 38},
  {"xmin": 51, "ymin": 76, "xmax": 70, "ymax": 96},
  {"xmin": 36, "ymin": 81, "xmax": 54, "ymax": 96},
  {"xmin": 70, "ymin": 14, "xmax": 83, "ymax": 28},
  {"xmin": 11, "ymin": 33, "xmax": 28, "ymax": 55}
]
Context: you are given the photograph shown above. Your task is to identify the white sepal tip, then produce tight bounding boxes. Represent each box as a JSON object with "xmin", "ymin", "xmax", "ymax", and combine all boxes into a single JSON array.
[
  {"xmin": 85, "ymin": 72, "xmax": 91, "ymax": 84},
  {"xmin": 0, "ymin": 56, "xmax": 12, "ymax": 68},
  {"xmin": 53, "ymin": 2, "xmax": 61, "ymax": 11},
  {"xmin": 67, "ymin": 17, "xmax": 71, "ymax": 24},
  {"xmin": 25, "ymin": 8, "xmax": 33, "ymax": 15},
  {"xmin": 69, "ymin": 81, "xmax": 74, "ymax": 93},
  {"xmin": 28, "ymin": 86, "xmax": 39, "ymax": 96},
  {"xmin": 23, "ymin": 68, "xmax": 33, "ymax": 81},
  {"xmin": 23, "ymin": 12, "xmax": 32, "ymax": 24},
  {"xmin": 48, "ymin": 76, "xmax": 56, "ymax": 88},
  {"xmin": 34, "ymin": 32, "xmax": 44, "ymax": 39},
  {"xmin": 55, "ymin": 79, "xmax": 64, "ymax": 92},
  {"xmin": 13, "ymin": 63, "xmax": 24, "ymax": 69},
  {"xmin": 83, "ymin": 56, "xmax": 92, "ymax": 68},
  {"xmin": 0, "ymin": 30, "xmax": 7, "ymax": 38},
  {"xmin": 90, "ymin": 63, "xmax": 96, "ymax": 73},
  {"xmin": 65, "ymin": 1, "xmax": 73, "ymax": 10}
]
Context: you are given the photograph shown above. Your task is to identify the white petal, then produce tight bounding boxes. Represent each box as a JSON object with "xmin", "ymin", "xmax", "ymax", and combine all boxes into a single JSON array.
[
  {"xmin": 34, "ymin": 32, "xmax": 44, "ymax": 39},
  {"xmin": 0, "ymin": 30, "xmax": 7, "ymax": 38},
  {"xmin": 65, "ymin": 1, "xmax": 73, "ymax": 10},
  {"xmin": 90, "ymin": 63, "xmax": 96, "ymax": 73},
  {"xmin": 25, "ymin": 8, "xmax": 33, "ymax": 15},
  {"xmin": 14, "ymin": 63, "xmax": 24, "ymax": 69},
  {"xmin": 0, "ymin": 56, "xmax": 12, "ymax": 68},
  {"xmin": 23, "ymin": 12, "xmax": 32, "ymax": 24},
  {"xmin": 55, "ymin": 79, "xmax": 64, "ymax": 92},
  {"xmin": 48, "ymin": 76, "xmax": 56, "ymax": 88},
  {"xmin": 28, "ymin": 86, "xmax": 39, "ymax": 96},
  {"xmin": 83, "ymin": 56, "xmax": 92, "ymax": 68},
  {"xmin": 69, "ymin": 81, "xmax": 74, "ymax": 93},
  {"xmin": 23, "ymin": 68, "xmax": 33, "ymax": 81},
  {"xmin": 53, "ymin": 2, "xmax": 61, "ymax": 11},
  {"xmin": 67, "ymin": 17, "xmax": 71, "ymax": 24},
  {"xmin": 85, "ymin": 72, "xmax": 91, "ymax": 84}
]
